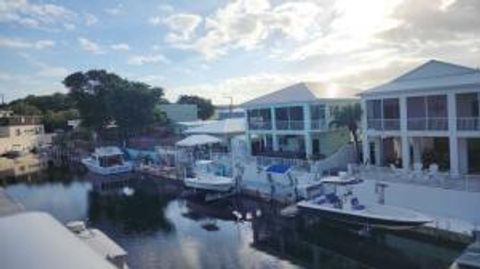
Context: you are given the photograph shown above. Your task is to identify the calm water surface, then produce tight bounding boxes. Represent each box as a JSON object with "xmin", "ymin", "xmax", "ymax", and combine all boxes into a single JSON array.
[{"xmin": 4, "ymin": 170, "xmax": 465, "ymax": 269}]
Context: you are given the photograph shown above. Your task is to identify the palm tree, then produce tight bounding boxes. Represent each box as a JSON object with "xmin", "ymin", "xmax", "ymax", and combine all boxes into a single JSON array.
[{"xmin": 329, "ymin": 103, "xmax": 362, "ymax": 163}]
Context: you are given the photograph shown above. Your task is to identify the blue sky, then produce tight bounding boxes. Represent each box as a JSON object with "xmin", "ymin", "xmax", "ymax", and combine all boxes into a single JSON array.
[{"xmin": 0, "ymin": 0, "xmax": 479, "ymax": 104}]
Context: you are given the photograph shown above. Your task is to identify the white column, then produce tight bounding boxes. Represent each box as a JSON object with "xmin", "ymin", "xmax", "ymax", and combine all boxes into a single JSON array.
[
  {"xmin": 305, "ymin": 133, "xmax": 313, "ymax": 159},
  {"xmin": 270, "ymin": 107, "xmax": 276, "ymax": 131},
  {"xmin": 303, "ymin": 104, "xmax": 311, "ymax": 131},
  {"xmin": 246, "ymin": 132, "xmax": 252, "ymax": 156},
  {"xmin": 361, "ymin": 100, "xmax": 369, "ymax": 164},
  {"xmin": 273, "ymin": 134, "xmax": 279, "ymax": 151},
  {"xmin": 448, "ymin": 93, "xmax": 459, "ymax": 178},
  {"xmin": 400, "ymin": 96, "xmax": 410, "ymax": 170}
]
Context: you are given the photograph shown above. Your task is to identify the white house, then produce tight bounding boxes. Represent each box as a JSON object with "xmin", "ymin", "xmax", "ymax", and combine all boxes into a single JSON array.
[
  {"xmin": 0, "ymin": 115, "xmax": 49, "ymax": 154},
  {"xmin": 242, "ymin": 82, "xmax": 358, "ymax": 160},
  {"xmin": 360, "ymin": 60, "xmax": 480, "ymax": 177}
]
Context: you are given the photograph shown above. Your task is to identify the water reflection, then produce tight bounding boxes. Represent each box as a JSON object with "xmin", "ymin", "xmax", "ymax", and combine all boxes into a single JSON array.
[
  {"xmin": 3, "ymin": 170, "xmax": 464, "ymax": 269},
  {"xmin": 88, "ymin": 190, "xmax": 176, "ymax": 235}
]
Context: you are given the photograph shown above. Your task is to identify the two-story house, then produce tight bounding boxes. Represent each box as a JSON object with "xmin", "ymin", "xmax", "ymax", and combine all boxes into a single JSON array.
[
  {"xmin": 0, "ymin": 114, "xmax": 47, "ymax": 154},
  {"xmin": 242, "ymin": 82, "xmax": 358, "ymax": 160},
  {"xmin": 360, "ymin": 60, "xmax": 480, "ymax": 177}
]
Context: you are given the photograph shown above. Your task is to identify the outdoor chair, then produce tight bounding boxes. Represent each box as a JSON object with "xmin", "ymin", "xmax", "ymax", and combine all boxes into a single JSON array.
[
  {"xmin": 410, "ymin": 163, "xmax": 424, "ymax": 180},
  {"xmin": 427, "ymin": 163, "xmax": 439, "ymax": 180},
  {"xmin": 390, "ymin": 164, "xmax": 404, "ymax": 177}
]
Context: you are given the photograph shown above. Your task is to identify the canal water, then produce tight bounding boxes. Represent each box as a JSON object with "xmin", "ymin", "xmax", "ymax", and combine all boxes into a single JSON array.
[{"xmin": 3, "ymin": 169, "xmax": 465, "ymax": 269}]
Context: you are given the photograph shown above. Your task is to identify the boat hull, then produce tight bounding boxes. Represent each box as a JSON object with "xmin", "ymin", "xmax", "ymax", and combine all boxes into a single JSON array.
[
  {"xmin": 184, "ymin": 177, "xmax": 234, "ymax": 192},
  {"xmin": 297, "ymin": 202, "xmax": 432, "ymax": 230},
  {"xmin": 81, "ymin": 159, "xmax": 133, "ymax": 175}
]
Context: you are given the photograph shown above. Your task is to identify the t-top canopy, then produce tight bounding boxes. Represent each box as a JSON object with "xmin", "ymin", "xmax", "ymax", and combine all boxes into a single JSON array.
[{"xmin": 176, "ymin": 134, "xmax": 222, "ymax": 147}]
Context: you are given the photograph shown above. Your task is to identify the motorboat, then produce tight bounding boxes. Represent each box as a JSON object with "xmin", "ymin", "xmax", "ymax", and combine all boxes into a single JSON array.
[
  {"xmin": 297, "ymin": 175, "xmax": 433, "ymax": 230},
  {"xmin": 81, "ymin": 146, "xmax": 133, "ymax": 175},
  {"xmin": 184, "ymin": 160, "xmax": 235, "ymax": 192}
]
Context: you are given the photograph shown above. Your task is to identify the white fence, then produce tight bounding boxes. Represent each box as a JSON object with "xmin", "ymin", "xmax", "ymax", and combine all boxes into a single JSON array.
[{"xmin": 353, "ymin": 164, "xmax": 480, "ymax": 193}]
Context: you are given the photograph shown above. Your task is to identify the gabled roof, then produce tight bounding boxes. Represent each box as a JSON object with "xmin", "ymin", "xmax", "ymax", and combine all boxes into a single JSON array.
[
  {"xmin": 360, "ymin": 60, "xmax": 480, "ymax": 96},
  {"xmin": 241, "ymin": 82, "xmax": 355, "ymax": 107}
]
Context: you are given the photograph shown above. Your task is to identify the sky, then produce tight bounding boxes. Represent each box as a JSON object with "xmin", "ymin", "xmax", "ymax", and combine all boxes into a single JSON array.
[{"xmin": 0, "ymin": 0, "xmax": 479, "ymax": 104}]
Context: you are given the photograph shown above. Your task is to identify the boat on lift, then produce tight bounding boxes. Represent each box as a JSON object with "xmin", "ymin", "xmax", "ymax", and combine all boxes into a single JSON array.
[
  {"xmin": 184, "ymin": 160, "xmax": 235, "ymax": 192},
  {"xmin": 81, "ymin": 146, "xmax": 133, "ymax": 175},
  {"xmin": 297, "ymin": 174, "xmax": 433, "ymax": 230}
]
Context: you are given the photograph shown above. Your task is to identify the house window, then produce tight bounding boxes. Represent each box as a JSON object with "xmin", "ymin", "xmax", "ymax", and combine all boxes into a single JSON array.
[
  {"xmin": 366, "ymin": 100, "xmax": 382, "ymax": 130},
  {"xmin": 311, "ymin": 104, "xmax": 326, "ymax": 129},
  {"xmin": 247, "ymin": 108, "xmax": 271, "ymax": 130},
  {"xmin": 274, "ymin": 106, "xmax": 304, "ymax": 130}
]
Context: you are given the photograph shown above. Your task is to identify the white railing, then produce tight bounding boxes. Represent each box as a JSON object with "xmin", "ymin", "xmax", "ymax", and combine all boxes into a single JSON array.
[
  {"xmin": 352, "ymin": 164, "xmax": 480, "ymax": 192},
  {"xmin": 276, "ymin": 120, "xmax": 304, "ymax": 130},
  {"xmin": 457, "ymin": 117, "xmax": 480, "ymax": 131},
  {"xmin": 248, "ymin": 121, "xmax": 272, "ymax": 130},
  {"xmin": 407, "ymin": 117, "xmax": 448, "ymax": 131},
  {"xmin": 367, "ymin": 119, "xmax": 400, "ymax": 131}
]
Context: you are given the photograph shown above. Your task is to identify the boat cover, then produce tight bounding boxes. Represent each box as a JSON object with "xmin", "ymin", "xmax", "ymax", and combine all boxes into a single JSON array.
[{"xmin": 266, "ymin": 164, "xmax": 291, "ymax": 174}]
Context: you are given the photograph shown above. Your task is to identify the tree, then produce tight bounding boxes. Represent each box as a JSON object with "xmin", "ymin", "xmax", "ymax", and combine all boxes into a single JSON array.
[
  {"xmin": 177, "ymin": 95, "xmax": 214, "ymax": 120},
  {"xmin": 329, "ymin": 103, "xmax": 362, "ymax": 163},
  {"xmin": 63, "ymin": 70, "xmax": 165, "ymax": 138},
  {"xmin": 9, "ymin": 102, "xmax": 41, "ymax": 115}
]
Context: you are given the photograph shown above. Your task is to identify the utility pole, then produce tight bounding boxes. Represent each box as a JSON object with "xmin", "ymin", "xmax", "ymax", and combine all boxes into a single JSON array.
[{"xmin": 224, "ymin": 96, "xmax": 233, "ymax": 118}]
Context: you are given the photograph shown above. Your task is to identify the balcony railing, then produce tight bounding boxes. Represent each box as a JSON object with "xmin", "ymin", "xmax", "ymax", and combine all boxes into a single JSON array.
[
  {"xmin": 311, "ymin": 120, "xmax": 327, "ymax": 130},
  {"xmin": 457, "ymin": 117, "xmax": 480, "ymax": 131},
  {"xmin": 367, "ymin": 119, "xmax": 400, "ymax": 131},
  {"xmin": 407, "ymin": 117, "xmax": 448, "ymax": 131},
  {"xmin": 276, "ymin": 120, "xmax": 304, "ymax": 130},
  {"xmin": 248, "ymin": 121, "xmax": 272, "ymax": 130}
]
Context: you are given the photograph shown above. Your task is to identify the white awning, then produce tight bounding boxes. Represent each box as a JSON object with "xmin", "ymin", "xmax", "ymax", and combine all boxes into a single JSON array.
[
  {"xmin": 185, "ymin": 118, "xmax": 245, "ymax": 135},
  {"xmin": 176, "ymin": 134, "xmax": 222, "ymax": 147}
]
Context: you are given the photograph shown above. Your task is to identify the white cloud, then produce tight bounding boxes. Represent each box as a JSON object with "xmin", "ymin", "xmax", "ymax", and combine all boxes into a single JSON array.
[
  {"xmin": 0, "ymin": 37, "xmax": 55, "ymax": 49},
  {"xmin": 110, "ymin": 43, "xmax": 130, "ymax": 51},
  {"xmin": 105, "ymin": 4, "xmax": 123, "ymax": 16},
  {"xmin": 37, "ymin": 66, "xmax": 69, "ymax": 78},
  {"xmin": 127, "ymin": 54, "xmax": 170, "ymax": 65},
  {"xmin": 78, "ymin": 37, "xmax": 104, "ymax": 54},
  {"xmin": 0, "ymin": 0, "xmax": 76, "ymax": 30},
  {"xmin": 157, "ymin": 4, "xmax": 174, "ymax": 13},
  {"xmin": 84, "ymin": 13, "xmax": 98, "ymax": 26},
  {"xmin": 162, "ymin": 13, "xmax": 203, "ymax": 43},
  {"xmin": 165, "ymin": 0, "xmax": 329, "ymax": 59}
]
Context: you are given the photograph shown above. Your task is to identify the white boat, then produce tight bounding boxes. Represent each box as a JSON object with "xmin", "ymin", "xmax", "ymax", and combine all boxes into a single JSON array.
[
  {"xmin": 297, "ymin": 175, "xmax": 433, "ymax": 230},
  {"xmin": 81, "ymin": 147, "xmax": 133, "ymax": 175},
  {"xmin": 184, "ymin": 160, "xmax": 235, "ymax": 192}
]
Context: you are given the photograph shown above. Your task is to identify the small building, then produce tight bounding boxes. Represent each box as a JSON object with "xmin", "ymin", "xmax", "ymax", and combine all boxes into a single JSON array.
[
  {"xmin": 0, "ymin": 115, "xmax": 49, "ymax": 155},
  {"xmin": 242, "ymin": 82, "xmax": 358, "ymax": 160},
  {"xmin": 158, "ymin": 104, "xmax": 198, "ymax": 123},
  {"xmin": 360, "ymin": 59, "xmax": 480, "ymax": 177}
]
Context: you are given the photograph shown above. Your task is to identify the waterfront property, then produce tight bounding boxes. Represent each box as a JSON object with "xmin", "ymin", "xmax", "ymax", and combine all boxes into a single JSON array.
[
  {"xmin": 0, "ymin": 113, "xmax": 52, "ymax": 155},
  {"xmin": 242, "ymin": 82, "xmax": 358, "ymax": 160},
  {"xmin": 360, "ymin": 60, "xmax": 480, "ymax": 179}
]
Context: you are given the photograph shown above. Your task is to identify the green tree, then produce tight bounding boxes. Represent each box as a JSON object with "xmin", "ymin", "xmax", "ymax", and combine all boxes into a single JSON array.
[
  {"xmin": 329, "ymin": 103, "xmax": 362, "ymax": 163},
  {"xmin": 9, "ymin": 102, "xmax": 41, "ymax": 115},
  {"xmin": 177, "ymin": 95, "xmax": 214, "ymax": 120},
  {"xmin": 63, "ymin": 70, "xmax": 165, "ymax": 138}
]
